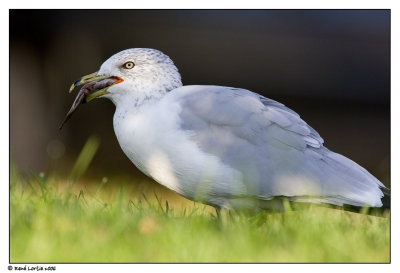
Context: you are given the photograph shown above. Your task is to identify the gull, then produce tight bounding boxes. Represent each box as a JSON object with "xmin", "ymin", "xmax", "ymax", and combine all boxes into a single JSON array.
[{"xmin": 61, "ymin": 48, "xmax": 389, "ymax": 211}]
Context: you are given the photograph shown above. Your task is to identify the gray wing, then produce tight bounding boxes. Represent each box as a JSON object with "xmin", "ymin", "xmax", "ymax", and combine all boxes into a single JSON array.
[{"xmin": 177, "ymin": 85, "xmax": 385, "ymax": 207}]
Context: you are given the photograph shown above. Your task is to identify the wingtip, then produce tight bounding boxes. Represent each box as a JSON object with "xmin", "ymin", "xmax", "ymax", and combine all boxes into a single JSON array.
[{"xmin": 381, "ymin": 186, "xmax": 391, "ymax": 196}]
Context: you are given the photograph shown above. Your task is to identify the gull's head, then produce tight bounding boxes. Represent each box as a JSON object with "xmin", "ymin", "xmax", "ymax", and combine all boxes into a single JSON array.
[
  {"xmin": 98, "ymin": 48, "xmax": 182, "ymax": 101},
  {"xmin": 60, "ymin": 48, "xmax": 182, "ymax": 128}
]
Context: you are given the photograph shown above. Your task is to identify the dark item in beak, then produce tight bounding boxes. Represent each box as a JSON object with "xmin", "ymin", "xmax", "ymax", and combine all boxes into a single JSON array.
[{"xmin": 59, "ymin": 76, "xmax": 121, "ymax": 129}]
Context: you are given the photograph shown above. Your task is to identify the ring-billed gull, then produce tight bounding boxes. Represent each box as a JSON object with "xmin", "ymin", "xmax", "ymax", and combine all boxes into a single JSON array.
[{"xmin": 61, "ymin": 48, "xmax": 389, "ymax": 210}]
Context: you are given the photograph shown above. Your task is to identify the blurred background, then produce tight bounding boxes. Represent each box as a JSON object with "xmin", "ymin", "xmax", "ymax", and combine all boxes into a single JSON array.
[{"xmin": 10, "ymin": 10, "xmax": 390, "ymax": 187}]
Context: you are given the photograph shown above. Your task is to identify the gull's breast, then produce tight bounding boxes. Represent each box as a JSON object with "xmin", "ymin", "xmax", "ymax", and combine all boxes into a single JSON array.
[{"xmin": 112, "ymin": 98, "xmax": 246, "ymax": 205}]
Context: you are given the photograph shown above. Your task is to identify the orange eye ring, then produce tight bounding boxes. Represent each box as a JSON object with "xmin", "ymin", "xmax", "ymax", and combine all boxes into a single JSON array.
[{"xmin": 123, "ymin": 61, "xmax": 135, "ymax": 69}]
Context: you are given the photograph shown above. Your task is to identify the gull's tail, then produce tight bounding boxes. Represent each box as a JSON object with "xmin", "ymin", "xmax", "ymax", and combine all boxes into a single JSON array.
[
  {"xmin": 276, "ymin": 146, "xmax": 390, "ymax": 209},
  {"xmin": 307, "ymin": 147, "xmax": 389, "ymax": 208}
]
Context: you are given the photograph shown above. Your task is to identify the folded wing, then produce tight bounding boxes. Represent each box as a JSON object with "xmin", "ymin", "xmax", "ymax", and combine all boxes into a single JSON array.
[{"xmin": 176, "ymin": 85, "xmax": 386, "ymax": 207}]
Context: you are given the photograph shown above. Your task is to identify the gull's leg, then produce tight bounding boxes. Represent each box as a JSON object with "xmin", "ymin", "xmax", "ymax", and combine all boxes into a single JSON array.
[
  {"xmin": 215, "ymin": 206, "xmax": 231, "ymax": 226},
  {"xmin": 215, "ymin": 206, "xmax": 221, "ymax": 218}
]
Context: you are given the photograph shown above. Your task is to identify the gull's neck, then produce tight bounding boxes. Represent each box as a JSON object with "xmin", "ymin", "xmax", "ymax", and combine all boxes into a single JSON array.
[{"xmin": 110, "ymin": 89, "xmax": 167, "ymax": 112}]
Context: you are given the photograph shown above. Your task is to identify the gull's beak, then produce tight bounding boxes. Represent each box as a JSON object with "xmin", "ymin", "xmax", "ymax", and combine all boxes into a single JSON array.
[
  {"xmin": 69, "ymin": 71, "xmax": 123, "ymax": 101},
  {"xmin": 59, "ymin": 71, "xmax": 123, "ymax": 129}
]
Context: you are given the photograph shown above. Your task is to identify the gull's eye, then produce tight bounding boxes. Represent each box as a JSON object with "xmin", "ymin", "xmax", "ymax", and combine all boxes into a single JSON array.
[{"xmin": 122, "ymin": 61, "xmax": 135, "ymax": 69}]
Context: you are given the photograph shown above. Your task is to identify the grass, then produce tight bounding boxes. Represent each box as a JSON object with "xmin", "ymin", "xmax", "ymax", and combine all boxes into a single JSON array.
[
  {"xmin": 10, "ymin": 169, "xmax": 390, "ymax": 263},
  {"xmin": 10, "ymin": 135, "xmax": 390, "ymax": 263}
]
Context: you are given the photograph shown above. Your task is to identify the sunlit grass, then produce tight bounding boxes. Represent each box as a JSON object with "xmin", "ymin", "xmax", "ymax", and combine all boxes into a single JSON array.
[
  {"xmin": 10, "ymin": 170, "xmax": 390, "ymax": 263},
  {"xmin": 10, "ymin": 136, "xmax": 390, "ymax": 263}
]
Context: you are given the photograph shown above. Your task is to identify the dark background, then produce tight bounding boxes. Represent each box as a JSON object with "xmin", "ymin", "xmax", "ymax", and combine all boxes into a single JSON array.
[{"xmin": 10, "ymin": 10, "xmax": 390, "ymax": 187}]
